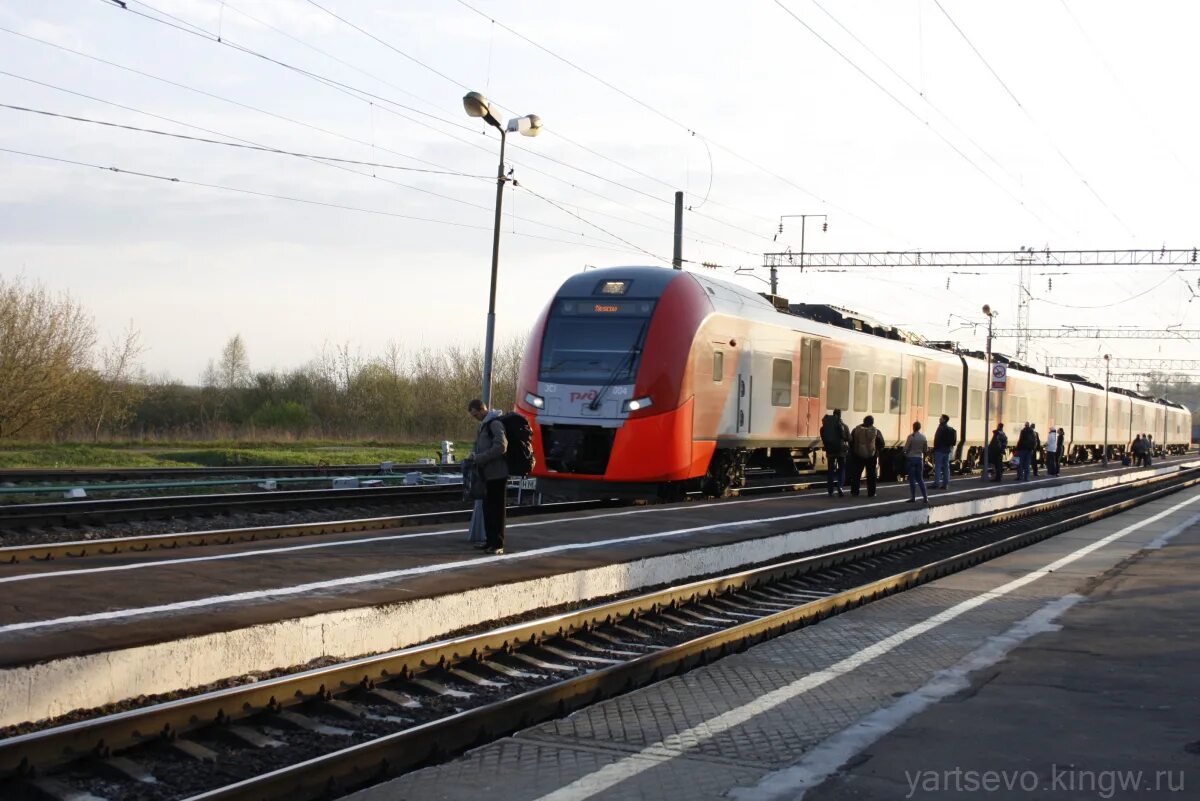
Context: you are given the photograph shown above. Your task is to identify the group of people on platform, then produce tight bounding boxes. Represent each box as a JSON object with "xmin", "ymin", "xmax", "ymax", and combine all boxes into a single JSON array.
[
  {"xmin": 820, "ymin": 410, "xmax": 959, "ymax": 504},
  {"xmin": 821, "ymin": 410, "xmax": 1168, "ymax": 503}
]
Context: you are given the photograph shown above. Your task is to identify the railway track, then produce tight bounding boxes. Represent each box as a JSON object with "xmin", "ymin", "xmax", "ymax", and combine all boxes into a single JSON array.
[
  {"xmin": 0, "ymin": 472, "xmax": 819, "ymax": 547},
  {"xmin": 0, "ymin": 463, "xmax": 459, "ymax": 487},
  {"xmin": 4, "ymin": 465, "xmax": 1194, "ymax": 801},
  {"xmin": 0, "ymin": 483, "xmax": 470, "ymax": 532}
]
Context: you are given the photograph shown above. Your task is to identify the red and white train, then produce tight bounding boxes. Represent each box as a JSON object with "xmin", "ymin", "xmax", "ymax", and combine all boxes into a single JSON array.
[{"xmin": 514, "ymin": 266, "xmax": 1192, "ymax": 498}]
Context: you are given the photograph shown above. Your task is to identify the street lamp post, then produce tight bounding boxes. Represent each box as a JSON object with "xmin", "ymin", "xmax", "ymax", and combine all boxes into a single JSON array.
[
  {"xmin": 1103, "ymin": 353, "xmax": 1111, "ymax": 465},
  {"xmin": 463, "ymin": 91, "xmax": 542, "ymax": 406},
  {"xmin": 981, "ymin": 305, "xmax": 998, "ymax": 482}
]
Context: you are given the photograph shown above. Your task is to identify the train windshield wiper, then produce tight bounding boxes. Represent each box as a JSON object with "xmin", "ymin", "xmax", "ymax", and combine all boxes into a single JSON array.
[{"xmin": 588, "ymin": 320, "xmax": 649, "ymax": 411}]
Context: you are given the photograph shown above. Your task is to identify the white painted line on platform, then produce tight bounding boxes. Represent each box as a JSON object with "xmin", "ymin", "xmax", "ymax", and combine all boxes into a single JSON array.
[
  {"xmin": 0, "ymin": 462, "xmax": 1159, "ymax": 585},
  {"xmin": 528, "ymin": 492, "xmax": 1200, "ymax": 801},
  {"xmin": 0, "ymin": 463, "xmax": 1187, "ymax": 633}
]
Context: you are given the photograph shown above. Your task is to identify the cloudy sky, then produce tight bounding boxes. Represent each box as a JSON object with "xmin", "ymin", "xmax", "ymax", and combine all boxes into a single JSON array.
[{"xmin": 3, "ymin": 0, "xmax": 1198, "ymax": 386}]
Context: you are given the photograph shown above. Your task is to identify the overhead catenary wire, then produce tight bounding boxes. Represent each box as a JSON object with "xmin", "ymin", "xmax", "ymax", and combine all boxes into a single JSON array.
[
  {"xmin": 931, "ymin": 0, "xmax": 1134, "ymax": 236},
  {"xmin": 0, "ymin": 146, "xmax": 664, "ymax": 257},
  {"xmin": 772, "ymin": 0, "xmax": 1051, "ymax": 231},
  {"xmin": 93, "ymin": 3, "xmax": 768, "ymax": 257},
  {"xmin": 0, "ymin": 37, "xmax": 712, "ymax": 251},
  {"xmin": 0, "ymin": 103, "xmax": 488, "ymax": 177}
]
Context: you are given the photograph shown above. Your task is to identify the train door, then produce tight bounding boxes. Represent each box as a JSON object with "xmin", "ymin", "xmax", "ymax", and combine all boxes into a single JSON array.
[
  {"xmin": 798, "ymin": 338, "xmax": 823, "ymax": 438},
  {"xmin": 736, "ymin": 371, "xmax": 750, "ymax": 435}
]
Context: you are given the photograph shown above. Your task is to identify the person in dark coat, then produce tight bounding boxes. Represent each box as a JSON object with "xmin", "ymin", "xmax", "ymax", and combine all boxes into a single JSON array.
[
  {"xmin": 1015, "ymin": 422, "xmax": 1036, "ymax": 481},
  {"xmin": 1056, "ymin": 427, "xmax": 1066, "ymax": 470},
  {"xmin": 820, "ymin": 409, "xmax": 850, "ymax": 498},
  {"xmin": 987, "ymin": 423, "xmax": 1008, "ymax": 482},
  {"xmin": 1030, "ymin": 423, "xmax": 1041, "ymax": 477},
  {"xmin": 848, "ymin": 415, "xmax": 884, "ymax": 497},
  {"xmin": 932, "ymin": 414, "xmax": 956, "ymax": 489},
  {"xmin": 467, "ymin": 399, "xmax": 508, "ymax": 554}
]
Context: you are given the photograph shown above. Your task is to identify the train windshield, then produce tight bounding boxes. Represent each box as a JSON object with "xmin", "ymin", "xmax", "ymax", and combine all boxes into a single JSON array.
[{"xmin": 539, "ymin": 298, "xmax": 655, "ymax": 384}]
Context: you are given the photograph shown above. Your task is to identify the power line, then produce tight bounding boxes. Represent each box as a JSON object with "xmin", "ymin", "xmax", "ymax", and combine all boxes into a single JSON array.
[
  {"xmin": 453, "ymin": 0, "xmax": 907, "ymax": 242},
  {"xmin": 772, "ymin": 0, "xmax": 1050, "ymax": 230},
  {"xmin": 762, "ymin": 248, "xmax": 1200, "ymax": 270},
  {"xmin": 0, "ymin": 146, "xmax": 662, "ymax": 257},
  {"xmin": 804, "ymin": 0, "xmax": 1067, "ymax": 230},
  {"xmin": 96, "ymin": 4, "xmax": 769, "ymax": 255},
  {"xmin": 521, "ymin": 186, "xmax": 672, "ymax": 265},
  {"xmin": 0, "ymin": 39, "xmax": 669, "ymax": 247},
  {"xmin": 0, "ymin": 103, "xmax": 487, "ymax": 177},
  {"xmin": 931, "ymin": 0, "xmax": 1133, "ymax": 236}
]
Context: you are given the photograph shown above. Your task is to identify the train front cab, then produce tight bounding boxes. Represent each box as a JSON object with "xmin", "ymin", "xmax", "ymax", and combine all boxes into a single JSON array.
[{"xmin": 514, "ymin": 267, "xmax": 715, "ymax": 499}]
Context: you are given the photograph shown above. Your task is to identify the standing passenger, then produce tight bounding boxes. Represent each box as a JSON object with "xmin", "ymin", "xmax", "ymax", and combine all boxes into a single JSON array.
[
  {"xmin": 820, "ymin": 409, "xmax": 848, "ymax": 498},
  {"xmin": 933, "ymin": 414, "xmax": 956, "ymax": 489},
  {"xmin": 1030, "ymin": 423, "xmax": 1041, "ymax": 477},
  {"xmin": 1146, "ymin": 435, "xmax": 1154, "ymax": 466},
  {"xmin": 1015, "ymin": 422, "xmax": 1036, "ymax": 481},
  {"xmin": 1045, "ymin": 427, "xmax": 1060, "ymax": 476},
  {"xmin": 1056, "ymin": 427, "xmax": 1067, "ymax": 470},
  {"xmin": 904, "ymin": 421, "xmax": 929, "ymax": 503},
  {"xmin": 466, "ymin": 399, "xmax": 508, "ymax": 555},
  {"xmin": 849, "ymin": 415, "xmax": 883, "ymax": 497},
  {"xmin": 988, "ymin": 423, "xmax": 1008, "ymax": 482}
]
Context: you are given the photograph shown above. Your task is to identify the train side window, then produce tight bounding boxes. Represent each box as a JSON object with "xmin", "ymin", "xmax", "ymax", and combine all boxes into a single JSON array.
[
  {"xmin": 827, "ymin": 367, "xmax": 850, "ymax": 410},
  {"xmin": 807, "ymin": 340, "xmax": 822, "ymax": 397},
  {"xmin": 928, "ymin": 383, "xmax": 942, "ymax": 417},
  {"xmin": 799, "ymin": 340, "xmax": 812, "ymax": 396},
  {"xmin": 889, "ymin": 377, "xmax": 908, "ymax": 414},
  {"xmin": 771, "ymin": 359, "xmax": 793, "ymax": 406},
  {"xmin": 853, "ymin": 371, "xmax": 869, "ymax": 412},
  {"xmin": 713, "ymin": 351, "xmax": 724, "ymax": 383},
  {"xmin": 871, "ymin": 374, "xmax": 886, "ymax": 413},
  {"xmin": 969, "ymin": 389, "xmax": 982, "ymax": 420},
  {"xmin": 913, "ymin": 362, "xmax": 926, "ymax": 406},
  {"xmin": 945, "ymin": 385, "xmax": 960, "ymax": 419}
]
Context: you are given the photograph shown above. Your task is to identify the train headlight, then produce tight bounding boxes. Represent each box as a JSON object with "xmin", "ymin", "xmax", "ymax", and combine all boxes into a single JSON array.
[
  {"xmin": 524, "ymin": 392, "xmax": 545, "ymax": 409},
  {"xmin": 623, "ymin": 396, "xmax": 653, "ymax": 412}
]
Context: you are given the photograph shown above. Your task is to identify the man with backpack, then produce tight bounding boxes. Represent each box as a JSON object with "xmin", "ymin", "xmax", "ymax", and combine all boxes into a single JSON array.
[
  {"xmin": 1015, "ymin": 422, "xmax": 1036, "ymax": 481},
  {"xmin": 848, "ymin": 415, "xmax": 885, "ymax": 497},
  {"xmin": 466, "ymin": 399, "xmax": 508, "ymax": 554},
  {"xmin": 932, "ymin": 413, "xmax": 956, "ymax": 489},
  {"xmin": 820, "ymin": 408, "xmax": 850, "ymax": 498}
]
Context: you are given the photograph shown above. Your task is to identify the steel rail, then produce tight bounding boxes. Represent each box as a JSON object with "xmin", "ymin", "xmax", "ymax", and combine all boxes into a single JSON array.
[
  {"xmin": 2, "ymin": 465, "xmax": 1194, "ymax": 787},
  {"xmin": 186, "ymin": 467, "xmax": 1200, "ymax": 801},
  {"xmin": 0, "ymin": 483, "xmax": 469, "ymax": 530},
  {"xmin": 0, "ymin": 499, "xmax": 611, "ymax": 564},
  {"xmin": 0, "ymin": 463, "xmax": 460, "ymax": 485}
]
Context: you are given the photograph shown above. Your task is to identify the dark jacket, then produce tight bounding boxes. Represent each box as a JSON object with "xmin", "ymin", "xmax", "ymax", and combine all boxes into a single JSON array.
[
  {"xmin": 933, "ymin": 423, "xmax": 957, "ymax": 450},
  {"xmin": 1056, "ymin": 433, "xmax": 1066, "ymax": 455},
  {"xmin": 988, "ymin": 430, "xmax": 1008, "ymax": 453},
  {"xmin": 821, "ymin": 414, "xmax": 850, "ymax": 455},
  {"xmin": 471, "ymin": 410, "xmax": 508, "ymax": 481},
  {"xmin": 1016, "ymin": 426, "xmax": 1036, "ymax": 452}
]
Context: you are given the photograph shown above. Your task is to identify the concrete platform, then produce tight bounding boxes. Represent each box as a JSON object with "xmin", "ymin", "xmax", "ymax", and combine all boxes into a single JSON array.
[
  {"xmin": 338, "ymin": 484, "xmax": 1200, "ymax": 801},
  {"xmin": 1, "ymin": 458, "xmax": 1196, "ymax": 728}
]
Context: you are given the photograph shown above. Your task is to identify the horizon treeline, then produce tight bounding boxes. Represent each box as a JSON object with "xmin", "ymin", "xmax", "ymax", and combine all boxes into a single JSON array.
[{"xmin": 2, "ymin": 276, "xmax": 1198, "ymax": 443}]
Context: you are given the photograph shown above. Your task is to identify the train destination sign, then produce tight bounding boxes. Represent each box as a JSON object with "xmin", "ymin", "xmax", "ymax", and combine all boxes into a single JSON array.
[{"xmin": 558, "ymin": 300, "xmax": 654, "ymax": 317}]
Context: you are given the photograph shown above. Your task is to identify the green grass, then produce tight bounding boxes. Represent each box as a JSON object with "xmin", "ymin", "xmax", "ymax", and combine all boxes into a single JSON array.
[{"xmin": 0, "ymin": 441, "xmax": 474, "ymax": 469}]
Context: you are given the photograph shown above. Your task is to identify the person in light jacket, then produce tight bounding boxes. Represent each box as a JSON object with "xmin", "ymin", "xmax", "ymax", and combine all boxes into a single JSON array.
[
  {"xmin": 1045, "ymin": 427, "xmax": 1060, "ymax": 476},
  {"xmin": 904, "ymin": 421, "xmax": 929, "ymax": 504},
  {"xmin": 467, "ymin": 399, "xmax": 508, "ymax": 554}
]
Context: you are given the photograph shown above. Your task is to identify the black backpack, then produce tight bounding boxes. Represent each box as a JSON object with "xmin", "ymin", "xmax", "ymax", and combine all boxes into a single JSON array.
[{"xmin": 498, "ymin": 412, "xmax": 535, "ymax": 476}]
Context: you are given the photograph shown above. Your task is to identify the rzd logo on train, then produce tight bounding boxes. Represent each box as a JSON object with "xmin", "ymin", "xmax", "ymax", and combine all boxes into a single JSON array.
[{"xmin": 570, "ymin": 390, "xmax": 599, "ymax": 403}]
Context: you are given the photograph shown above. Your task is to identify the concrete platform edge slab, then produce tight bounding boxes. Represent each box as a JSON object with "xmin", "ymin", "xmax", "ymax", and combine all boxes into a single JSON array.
[{"xmin": 1, "ymin": 464, "xmax": 1191, "ymax": 728}]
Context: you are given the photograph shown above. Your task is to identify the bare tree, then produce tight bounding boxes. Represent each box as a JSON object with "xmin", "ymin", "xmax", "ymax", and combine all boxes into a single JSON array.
[
  {"xmin": 87, "ymin": 322, "xmax": 146, "ymax": 440},
  {"xmin": 0, "ymin": 277, "xmax": 96, "ymax": 439}
]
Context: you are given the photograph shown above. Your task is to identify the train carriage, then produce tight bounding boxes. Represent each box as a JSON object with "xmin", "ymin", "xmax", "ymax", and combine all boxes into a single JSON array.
[{"xmin": 515, "ymin": 266, "xmax": 1192, "ymax": 498}]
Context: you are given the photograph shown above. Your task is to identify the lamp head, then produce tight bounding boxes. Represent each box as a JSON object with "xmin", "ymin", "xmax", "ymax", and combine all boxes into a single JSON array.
[
  {"xmin": 463, "ymin": 91, "xmax": 490, "ymax": 118},
  {"xmin": 981, "ymin": 304, "xmax": 991, "ymax": 316},
  {"xmin": 507, "ymin": 113, "xmax": 543, "ymax": 137}
]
